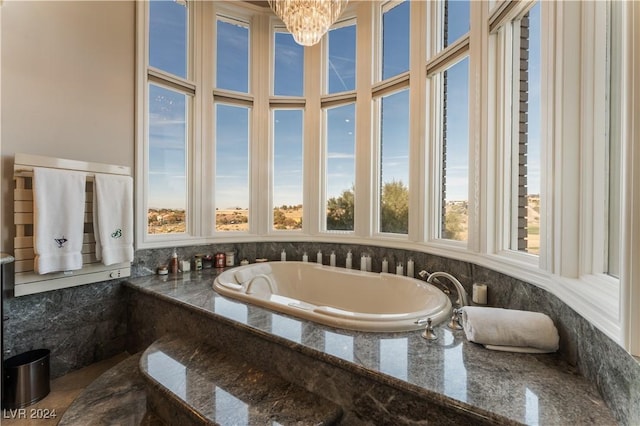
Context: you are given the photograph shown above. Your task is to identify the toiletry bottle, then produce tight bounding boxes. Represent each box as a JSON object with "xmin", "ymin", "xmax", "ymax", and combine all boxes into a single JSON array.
[
  {"xmin": 396, "ymin": 262, "xmax": 404, "ymax": 275},
  {"xmin": 330, "ymin": 251, "xmax": 336, "ymax": 267},
  {"xmin": 382, "ymin": 258, "xmax": 389, "ymax": 273},
  {"xmin": 281, "ymin": 249, "xmax": 287, "ymax": 262},
  {"xmin": 317, "ymin": 250, "xmax": 323, "ymax": 264},
  {"xmin": 360, "ymin": 253, "xmax": 367, "ymax": 271},
  {"xmin": 407, "ymin": 258, "xmax": 414, "ymax": 277},
  {"xmin": 346, "ymin": 250, "xmax": 353, "ymax": 269},
  {"xmin": 170, "ymin": 249, "xmax": 179, "ymax": 274},
  {"xmin": 366, "ymin": 254, "xmax": 372, "ymax": 272},
  {"xmin": 302, "ymin": 252, "xmax": 308, "ymax": 262}
]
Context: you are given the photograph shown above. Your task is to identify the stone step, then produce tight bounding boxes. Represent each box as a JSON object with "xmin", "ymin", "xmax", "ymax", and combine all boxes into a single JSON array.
[
  {"xmin": 58, "ymin": 353, "xmax": 160, "ymax": 425},
  {"xmin": 140, "ymin": 334, "xmax": 343, "ymax": 426}
]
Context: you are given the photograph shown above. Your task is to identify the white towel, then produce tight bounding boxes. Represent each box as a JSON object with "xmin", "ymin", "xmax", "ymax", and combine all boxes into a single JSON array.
[
  {"xmin": 461, "ymin": 306, "xmax": 559, "ymax": 353},
  {"xmin": 33, "ymin": 167, "xmax": 86, "ymax": 274},
  {"xmin": 93, "ymin": 174, "xmax": 133, "ymax": 266}
]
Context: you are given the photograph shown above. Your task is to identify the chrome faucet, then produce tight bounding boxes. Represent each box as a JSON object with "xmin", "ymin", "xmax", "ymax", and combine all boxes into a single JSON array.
[{"xmin": 419, "ymin": 270, "xmax": 469, "ymax": 330}]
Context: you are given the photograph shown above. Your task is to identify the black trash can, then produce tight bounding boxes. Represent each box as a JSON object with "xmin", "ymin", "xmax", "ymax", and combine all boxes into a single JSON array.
[{"xmin": 3, "ymin": 349, "xmax": 50, "ymax": 409}]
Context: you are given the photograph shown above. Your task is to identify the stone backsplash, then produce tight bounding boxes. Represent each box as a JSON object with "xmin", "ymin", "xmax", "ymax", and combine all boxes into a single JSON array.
[{"xmin": 2, "ymin": 240, "xmax": 638, "ymax": 423}]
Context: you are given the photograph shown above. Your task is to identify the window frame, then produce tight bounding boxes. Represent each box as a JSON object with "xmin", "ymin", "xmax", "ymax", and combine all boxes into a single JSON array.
[
  {"xmin": 491, "ymin": 1, "xmax": 542, "ymax": 265},
  {"xmin": 134, "ymin": 0, "xmax": 640, "ymax": 355},
  {"xmin": 425, "ymin": 0, "xmax": 471, "ymax": 248}
]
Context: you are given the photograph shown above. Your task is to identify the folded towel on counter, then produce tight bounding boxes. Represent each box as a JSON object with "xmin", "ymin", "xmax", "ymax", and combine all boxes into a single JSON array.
[
  {"xmin": 92, "ymin": 174, "xmax": 134, "ymax": 265},
  {"xmin": 461, "ymin": 306, "xmax": 559, "ymax": 353},
  {"xmin": 33, "ymin": 167, "xmax": 86, "ymax": 274},
  {"xmin": 234, "ymin": 264, "xmax": 272, "ymax": 284}
]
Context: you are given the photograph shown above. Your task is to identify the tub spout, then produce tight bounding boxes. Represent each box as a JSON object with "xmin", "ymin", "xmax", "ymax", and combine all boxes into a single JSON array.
[
  {"xmin": 245, "ymin": 274, "xmax": 277, "ymax": 295},
  {"xmin": 420, "ymin": 271, "xmax": 469, "ymax": 330}
]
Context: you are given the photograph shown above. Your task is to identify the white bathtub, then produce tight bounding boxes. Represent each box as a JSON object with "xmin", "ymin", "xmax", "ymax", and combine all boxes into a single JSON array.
[{"xmin": 213, "ymin": 261, "xmax": 452, "ymax": 332}]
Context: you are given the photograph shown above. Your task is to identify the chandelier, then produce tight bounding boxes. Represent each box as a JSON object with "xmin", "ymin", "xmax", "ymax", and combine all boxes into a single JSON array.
[{"xmin": 268, "ymin": 0, "xmax": 349, "ymax": 47}]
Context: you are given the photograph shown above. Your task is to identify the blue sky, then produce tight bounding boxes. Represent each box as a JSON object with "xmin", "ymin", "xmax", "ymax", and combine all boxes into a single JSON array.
[{"xmin": 147, "ymin": 0, "xmax": 539, "ymax": 211}]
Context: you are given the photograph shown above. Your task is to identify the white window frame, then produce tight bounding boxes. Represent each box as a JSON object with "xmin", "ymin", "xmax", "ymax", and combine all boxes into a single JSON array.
[
  {"xmin": 424, "ymin": 0, "xmax": 471, "ymax": 249},
  {"xmin": 319, "ymin": 17, "xmax": 358, "ymax": 235},
  {"xmin": 134, "ymin": 0, "xmax": 640, "ymax": 355},
  {"xmin": 491, "ymin": 1, "xmax": 542, "ymax": 267}
]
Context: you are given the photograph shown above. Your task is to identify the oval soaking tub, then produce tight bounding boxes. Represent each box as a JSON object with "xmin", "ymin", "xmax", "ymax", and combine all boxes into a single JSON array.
[{"xmin": 213, "ymin": 261, "xmax": 452, "ymax": 332}]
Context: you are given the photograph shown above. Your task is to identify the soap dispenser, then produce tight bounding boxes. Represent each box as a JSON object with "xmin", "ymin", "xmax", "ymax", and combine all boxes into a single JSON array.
[{"xmin": 170, "ymin": 249, "xmax": 179, "ymax": 274}]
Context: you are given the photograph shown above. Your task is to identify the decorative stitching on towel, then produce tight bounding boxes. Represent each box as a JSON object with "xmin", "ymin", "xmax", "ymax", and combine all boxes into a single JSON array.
[{"xmin": 54, "ymin": 236, "xmax": 68, "ymax": 248}]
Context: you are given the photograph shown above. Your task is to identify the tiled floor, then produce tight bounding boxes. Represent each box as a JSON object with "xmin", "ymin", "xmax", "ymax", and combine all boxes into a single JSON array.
[{"xmin": 2, "ymin": 353, "xmax": 130, "ymax": 426}]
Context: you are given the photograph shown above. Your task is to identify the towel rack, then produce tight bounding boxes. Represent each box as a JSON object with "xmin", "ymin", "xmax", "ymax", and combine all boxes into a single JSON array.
[{"xmin": 12, "ymin": 153, "xmax": 132, "ymax": 297}]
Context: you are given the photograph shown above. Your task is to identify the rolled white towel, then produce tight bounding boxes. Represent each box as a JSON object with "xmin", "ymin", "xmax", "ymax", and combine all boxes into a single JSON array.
[{"xmin": 461, "ymin": 306, "xmax": 559, "ymax": 353}]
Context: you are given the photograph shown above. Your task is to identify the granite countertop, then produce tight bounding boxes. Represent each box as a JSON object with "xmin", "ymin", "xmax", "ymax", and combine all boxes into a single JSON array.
[
  {"xmin": 1, "ymin": 253, "xmax": 15, "ymax": 264},
  {"xmin": 125, "ymin": 269, "xmax": 616, "ymax": 425}
]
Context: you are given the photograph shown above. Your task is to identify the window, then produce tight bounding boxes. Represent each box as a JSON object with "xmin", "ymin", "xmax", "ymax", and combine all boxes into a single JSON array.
[
  {"xmin": 214, "ymin": 13, "xmax": 252, "ymax": 233},
  {"xmin": 272, "ymin": 109, "xmax": 304, "ymax": 231},
  {"xmin": 428, "ymin": 0, "xmax": 471, "ymax": 243},
  {"xmin": 511, "ymin": 4, "xmax": 541, "ymax": 254},
  {"xmin": 607, "ymin": 2, "xmax": 621, "ymax": 278},
  {"xmin": 381, "ymin": 1, "xmax": 410, "ymax": 80},
  {"xmin": 323, "ymin": 20, "xmax": 357, "ymax": 232},
  {"xmin": 442, "ymin": 0, "xmax": 470, "ymax": 49},
  {"xmin": 438, "ymin": 58, "xmax": 469, "ymax": 241},
  {"xmin": 494, "ymin": 2, "xmax": 542, "ymax": 254},
  {"xmin": 216, "ymin": 17, "xmax": 249, "ymax": 93},
  {"xmin": 272, "ymin": 27, "xmax": 305, "ymax": 231},
  {"xmin": 274, "ymin": 31, "xmax": 304, "ymax": 97},
  {"xmin": 326, "ymin": 21, "xmax": 356, "ymax": 94},
  {"xmin": 324, "ymin": 103, "xmax": 356, "ymax": 231},
  {"xmin": 378, "ymin": 89, "xmax": 410, "ymax": 235},
  {"xmin": 147, "ymin": 85, "xmax": 189, "ymax": 235},
  {"xmin": 138, "ymin": 0, "xmax": 637, "ymax": 353},
  {"xmin": 214, "ymin": 104, "xmax": 250, "ymax": 232},
  {"xmin": 149, "ymin": 0, "xmax": 187, "ymax": 78},
  {"xmin": 146, "ymin": 0, "xmax": 191, "ymax": 235}
]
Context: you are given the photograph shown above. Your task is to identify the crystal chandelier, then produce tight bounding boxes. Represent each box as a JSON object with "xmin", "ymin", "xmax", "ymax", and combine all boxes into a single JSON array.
[{"xmin": 268, "ymin": 0, "xmax": 349, "ymax": 47}]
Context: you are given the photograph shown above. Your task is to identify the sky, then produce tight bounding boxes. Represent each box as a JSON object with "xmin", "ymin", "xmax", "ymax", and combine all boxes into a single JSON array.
[{"xmin": 147, "ymin": 0, "xmax": 539, "ymax": 211}]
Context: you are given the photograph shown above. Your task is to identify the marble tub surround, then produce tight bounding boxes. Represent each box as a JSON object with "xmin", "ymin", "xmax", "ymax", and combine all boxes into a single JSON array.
[
  {"xmin": 141, "ymin": 334, "xmax": 343, "ymax": 425},
  {"xmin": 125, "ymin": 272, "xmax": 616, "ymax": 425},
  {"xmin": 132, "ymin": 242, "xmax": 640, "ymax": 424},
  {"xmin": 2, "ymin": 279, "xmax": 127, "ymax": 378}
]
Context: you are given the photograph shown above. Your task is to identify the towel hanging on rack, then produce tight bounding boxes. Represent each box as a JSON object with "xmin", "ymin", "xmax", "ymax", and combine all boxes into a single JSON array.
[
  {"xmin": 32, "ymin": 167, "xmax": 86, "ymax": 274},
  {"xmin": 92, "ymin": 173, "xmax": 134, "ymax": 266}
]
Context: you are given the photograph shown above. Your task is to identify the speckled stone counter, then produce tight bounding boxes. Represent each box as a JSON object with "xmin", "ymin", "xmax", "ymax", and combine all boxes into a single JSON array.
[
  {"xmin": 141, "ymin": 334, "xmax": 343, "ymax": 425},
  {"xmin": 125, "ymin": 270, "xmax": 617, "ymax": 425},
  {"xmin": 58, "ymin": 353, "xmax": 155, "ymax": 426}
]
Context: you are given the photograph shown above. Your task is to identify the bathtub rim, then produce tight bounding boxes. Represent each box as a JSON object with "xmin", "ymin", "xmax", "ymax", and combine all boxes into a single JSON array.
[{"xmin": 213, "ymin": 261, "xmax": 452, "ymax": 332}]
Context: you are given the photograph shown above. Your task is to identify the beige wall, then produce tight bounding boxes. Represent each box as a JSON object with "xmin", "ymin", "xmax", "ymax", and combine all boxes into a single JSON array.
[{"xmin": 1, "ymin": 0, "xmax": 135, "ymax": 251}]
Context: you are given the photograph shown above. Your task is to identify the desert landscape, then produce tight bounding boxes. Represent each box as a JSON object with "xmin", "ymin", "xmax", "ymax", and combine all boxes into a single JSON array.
[{"xmin": 148, "ymin": 195, "xmax": 539, "ymax": 254}]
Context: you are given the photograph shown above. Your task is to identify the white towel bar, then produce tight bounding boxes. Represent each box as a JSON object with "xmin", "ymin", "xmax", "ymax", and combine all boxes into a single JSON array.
[{"xmin": 12, "ymin": 154, "xmax": 131, "ymax": 297}]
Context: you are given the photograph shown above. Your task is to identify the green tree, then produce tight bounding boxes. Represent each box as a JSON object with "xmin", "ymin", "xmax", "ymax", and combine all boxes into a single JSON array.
[
  {"xmin": 326, "ymin": 187, "xmax": 355, "ymax": 231},
  {"xmin": 273, "ymin": 209, "xmax": 287, "ymax": 229},
  {"xmin": 380, "ymin": 180, "xmax": 409, "ymax": 234},
  {"xmin": 443, "ymin": 210, "xmax": 464, "ymax": 240}
]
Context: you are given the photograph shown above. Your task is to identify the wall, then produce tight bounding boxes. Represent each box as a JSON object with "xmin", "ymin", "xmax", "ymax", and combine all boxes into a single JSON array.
[
  {"xmin": 0, "ymin": 0, "xmax": 136, "ymax": 379},
  {"xmin": 0, "ymin": 0, "xmax": 135, "ymax": 251},
  {"xmin": 2, "ymin": 279, "xmax": 128, "ymax": 378}
]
